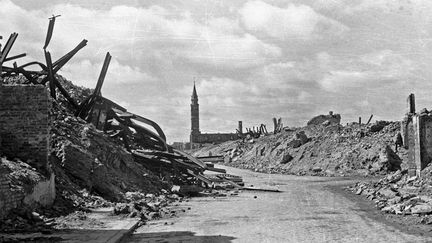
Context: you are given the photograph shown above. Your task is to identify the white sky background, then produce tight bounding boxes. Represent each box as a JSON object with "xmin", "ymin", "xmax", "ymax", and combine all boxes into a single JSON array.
[{"xmin": 2, "ymin": 0, "xmax": 432, "ymax": 143}]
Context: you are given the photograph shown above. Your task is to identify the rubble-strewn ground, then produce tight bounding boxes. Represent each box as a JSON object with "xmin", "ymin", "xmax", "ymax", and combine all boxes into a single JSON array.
[
  {"xmin": 348, "ymin": 163, "xmax": 432, "ymax": 225},
  {"xmin": 192, "ymin": 120, "xmax": 432, "ymax": 228},
  {"xmin": 130, "ymin": 165, "xmax": 432, "ymax": 242},
  {"xmin": 1, "ymin": 75, "xmax": 244, "ymax": 239},
  {"xmin": 193, "ymin": 121, "xmax": 406, "ymax": 177},
  {"xmin": 3, "ymin": 73, "xmax": 431, "ymax": 237},
  {"xmin": 0, "ymin": 76, "xmax": 181, "ymax": 234}
]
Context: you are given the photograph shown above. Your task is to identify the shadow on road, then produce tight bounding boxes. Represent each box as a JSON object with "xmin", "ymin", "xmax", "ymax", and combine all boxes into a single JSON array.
[{"xmin": 130, "ymin": 231, "xmax": 236, "ymax": 242}]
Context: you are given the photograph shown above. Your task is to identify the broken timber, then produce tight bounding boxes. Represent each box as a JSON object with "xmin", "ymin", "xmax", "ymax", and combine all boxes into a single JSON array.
[{"xmin": 1, "ymin": 16, "xmax": 250, "ymax": 195}]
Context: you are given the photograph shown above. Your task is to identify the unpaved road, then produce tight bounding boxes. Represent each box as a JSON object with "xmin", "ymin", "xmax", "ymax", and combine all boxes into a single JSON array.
[{"xmin": 127, "ymin": 166, "xmax": 432, "ymax": 242}]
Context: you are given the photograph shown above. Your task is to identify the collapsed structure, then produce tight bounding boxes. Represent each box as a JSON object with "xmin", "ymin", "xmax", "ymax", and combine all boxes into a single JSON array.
[{"xmin": 0, "ymin": 17, "xmax": 246, "ymax": 222}]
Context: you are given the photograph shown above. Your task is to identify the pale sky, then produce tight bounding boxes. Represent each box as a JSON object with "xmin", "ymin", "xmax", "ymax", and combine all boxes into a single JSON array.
[{"xmin": 2, "ymin": 0, "xmax": 432, "ymax": 143}]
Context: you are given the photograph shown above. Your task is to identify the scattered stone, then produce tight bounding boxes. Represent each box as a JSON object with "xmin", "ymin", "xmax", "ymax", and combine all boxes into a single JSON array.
[
  {"xmin": 296, "ymin": 131, "xmax": 309, "ymax": 145},
  {"xmin": 147, "ymin": 212, "xmax": 159, "ymax": 220},
  {"xmin": 280, "ymin": 152, "xmax": 293, "ymax": 164},
  {"xmin": 322, "ymin": 120, "xmax": 331, "ymax": 126},
  {"xmin": 348, "ymin": 163, "xmax": 432, "ymax": 224},
  {"xmin": 113, "ymin": 203, "xmax": 130, "ymax": 215},
  {"xmin": 410, "ymin": 204, "xmax": 432, "ymax": 215},
  {"xmin": 377, "ymin": 188, "xmax": 397, "ymax": 199},
  {"xmin": 387, "ymin": 170, "xmax": 402, "ymax": 183},
  {"xmin": 311, "ymin": 167, "xmax": 322, "ymax": 173},
  {"xmin": 287, "ymin": 139, "xmax": 302, "ymax": 148},
  {"xmin": 387, "ymin": 196, "xmax": 402, "ymax": 205}
]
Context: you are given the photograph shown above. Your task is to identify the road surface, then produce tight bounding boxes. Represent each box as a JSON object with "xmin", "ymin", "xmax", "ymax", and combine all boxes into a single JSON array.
[{"xmin": 127, "ymin": 166, "xmax": 432, "ymax": 242}]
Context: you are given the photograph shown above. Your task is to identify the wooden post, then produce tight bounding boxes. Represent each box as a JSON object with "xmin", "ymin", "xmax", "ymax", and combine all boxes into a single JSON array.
[
  {"xmin": 366, "ymin": 114, "xmax": 373, "ymax": 125},
  {"xmin": 273, "ymin": 117, "xmax": 277, "ymax": 133}
]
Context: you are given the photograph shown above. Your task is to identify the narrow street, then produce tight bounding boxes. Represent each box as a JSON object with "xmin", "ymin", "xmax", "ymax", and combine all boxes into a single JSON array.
[{"xmin": 127, "ymin": 166, "xmax": 432, "ymax": 243}]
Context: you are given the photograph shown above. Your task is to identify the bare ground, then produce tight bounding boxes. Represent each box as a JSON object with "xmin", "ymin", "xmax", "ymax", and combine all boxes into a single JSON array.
[{"xmin": 127, "ymin": 165, "xmax": 432, "ymax": 243}]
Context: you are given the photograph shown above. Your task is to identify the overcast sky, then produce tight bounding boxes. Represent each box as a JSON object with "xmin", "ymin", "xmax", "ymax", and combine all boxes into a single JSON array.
[{"xmin": 2, "ymin": 0, "xmax": 432, "ymax": 143}]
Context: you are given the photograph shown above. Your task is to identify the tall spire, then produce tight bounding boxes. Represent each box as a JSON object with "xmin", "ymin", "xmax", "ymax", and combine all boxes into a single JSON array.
[
  {"xmin": 192, "ymin": 81, "xmax": 198, "ymax": 100},
  {"xmin": 190, "ymin": 80, "xmax": 200, "ymax": 137}
]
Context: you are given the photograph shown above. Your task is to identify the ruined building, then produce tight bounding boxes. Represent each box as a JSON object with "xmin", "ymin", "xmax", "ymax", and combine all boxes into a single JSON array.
[
  {"xmin": 189, "ymin": 83, "xmax": 239, "ymax": 145},
  {"xmin": 0, "ymin": 84, "xmax": 56, "ymax": 219},
  {"xmin": 402, "ymin": 93, "xmax": 432, "ymax": 177}
]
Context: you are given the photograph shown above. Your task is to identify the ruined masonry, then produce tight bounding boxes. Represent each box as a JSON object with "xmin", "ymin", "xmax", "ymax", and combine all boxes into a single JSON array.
[
  {"xmin": 0, "ymin": 84, "xmax": 55, "ymax": 219},
  {"xmin": 190, "ymin": 83, "xmax": 239, "ymax": 145},
  {"xmin": 402, "ymin": 93, "xmax": 432, "ymax": 176}
]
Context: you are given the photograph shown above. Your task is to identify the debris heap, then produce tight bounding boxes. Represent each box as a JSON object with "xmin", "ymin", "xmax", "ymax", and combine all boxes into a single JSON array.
[
  {"xmin": 348, "ymin": 163, "xmax": 432, "ymax": 224},
  {"xmin": 0, "ymin": 16, "xmax": 246, "ymax": 233},
  {"xmin": 194, "ymin": 119, "xmax": 406, "ymax": 177}
]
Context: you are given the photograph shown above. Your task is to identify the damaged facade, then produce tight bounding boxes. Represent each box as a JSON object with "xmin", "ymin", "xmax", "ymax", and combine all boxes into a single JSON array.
[{"xmin": 402, "ymin": 93, "xmax": 432, "ymax": 176}]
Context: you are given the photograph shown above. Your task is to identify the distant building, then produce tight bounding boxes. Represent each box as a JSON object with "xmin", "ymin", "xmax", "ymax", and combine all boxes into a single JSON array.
[
  {"xmin": 171, "ymin": 142, "xmax": 187, "ymax": 150},
  {"xmin": 190, "ymin": 83, "xmax": 239, "ymax": 146}
]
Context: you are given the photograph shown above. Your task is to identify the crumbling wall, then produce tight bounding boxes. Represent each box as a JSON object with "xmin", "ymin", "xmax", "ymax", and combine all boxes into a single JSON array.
[
  {"xmin": 409, "ymin": 114, "xmax": 432, "ymax": 176},
  {"xmin": 0, "ymin": 157, "xmax": 55, "ymax": 220},
  {"xmin": 192, "ymin": 133, "xmax": 238, "ymax": 144},
  {"xmin": 0, "ymin": 85, "xmax": 55, "ymax": 220},
  {"xmin": 402, "ymin": 94, "xmax": 432, "ymax": 176},
  {"xmin": 421, "ymin": 116, "xmax": 432, "ymax": 166},
  {"xmin": 405, "ymin": 116, "xmax": 417, "ymax": 176},
  {"xmin": 23, "ymin": 174, "xmax": 56, "ymax": 207},
  {"xmin": 0, "ymin": 165, "xmax": 25, "ymax": 220},
  {"xmin": 0, "ymin": 85, "xmax": 50, "ymax": 170}
]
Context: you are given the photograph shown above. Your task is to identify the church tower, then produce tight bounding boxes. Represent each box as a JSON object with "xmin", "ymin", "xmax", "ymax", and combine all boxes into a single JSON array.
[{"xmin": 190, "ymin": 82, "xmax": 200, "ymax": 143}]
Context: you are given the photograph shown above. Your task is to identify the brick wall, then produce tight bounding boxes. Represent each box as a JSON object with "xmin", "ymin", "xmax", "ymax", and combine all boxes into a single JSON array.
[
  {"xmin": 0, "ymin": 85, "xmax": 50, "ymax": 170},
  {"xmin": 192, "ymin": 132, "xmax": 238, "ymax": 144},
  {"xmin": 0, "ymin": 85, "xmax": 54, "ymax": 219}
]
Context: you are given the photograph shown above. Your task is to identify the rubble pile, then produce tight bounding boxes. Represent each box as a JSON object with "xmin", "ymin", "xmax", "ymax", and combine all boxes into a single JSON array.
[
  {"xmin": 50, "ymin": 96, "xmax": 167, "ymax": 201},
  {"xmin": 1, "ymin": 18, "xmax": 246, "ymax": 234},
  {"xmin": 112, "ymin": 191, "xmax": 183, "ymax": 221},
  {"xmin": 194, "ymin": 120, "xmax": 406, "ymax": 177},
  {"xmin": 0, "ymin": 158, "xmax": 53, "ymax": 233},
  {"xmin": 2, "ymin": 73, "xmax": 244, "ymax": 226},
  {"xmin": 348, "ymin": 164, "xmax": 432, "ymax": 224},
  {"xmin": 307, "ymin": 111, "xmax": 341, "ymax": 126}
]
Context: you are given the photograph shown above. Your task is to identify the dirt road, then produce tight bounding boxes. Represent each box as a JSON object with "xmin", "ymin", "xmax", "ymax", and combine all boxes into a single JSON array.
[{"xmin": 127, "ymin": 166, "xmax": 432, "ymax": 242}]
